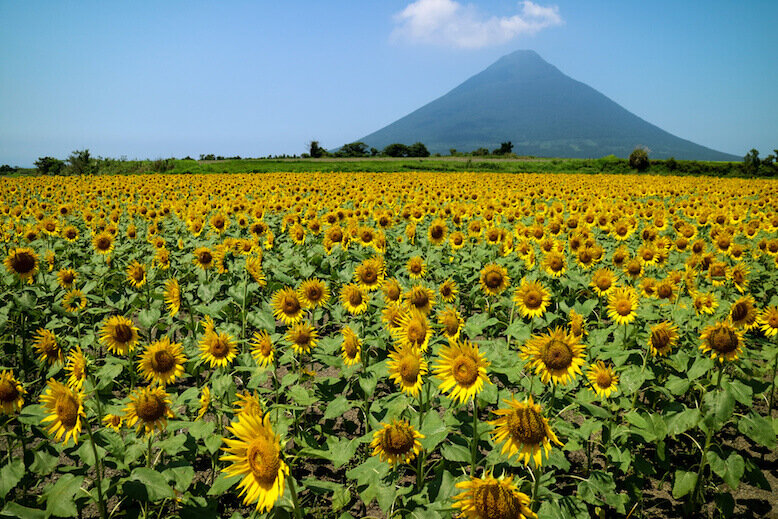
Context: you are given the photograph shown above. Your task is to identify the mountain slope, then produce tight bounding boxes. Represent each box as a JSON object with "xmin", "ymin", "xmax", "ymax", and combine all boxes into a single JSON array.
[{"xmin": 356, "ymin": 50, "xmax": 737, "ymax": 160}]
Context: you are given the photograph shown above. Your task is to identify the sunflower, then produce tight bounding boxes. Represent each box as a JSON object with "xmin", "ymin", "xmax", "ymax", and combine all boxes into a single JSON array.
[
  {"xmin": 387, "ymin": 344, "xmax": 427, "ymax": 397},
  {"xmin": 449, "ymin": 230, "xmax": 466, "ymax": 250},
  {"xmin": 62, "ymin": 225, "xmax": 79, "ymax": 242},
  {"xmin": 251, "ymin": 330, "xmax": 275, "ymax": 368},
  {"xmin": 210, "ymin": 212, "xmax": 230, "ymax": 234},
  {"xmin": 648, "ymin": 321, "xmax": 679, "ymax": 357},
  {"xmin": 381, "ymin": 302, "xmax": 406, "ymax": 330},
  {"xmin": 193, "ymin": 246, "xmax": 215, "ymax": 271},
  {"xmin": 639, "ymin": 277, "xmax": 657, "ymax": 298},
  {"xmin": 700, "ymin": 320, "xmax": 745, "ymax": 363},
  {"xmin": 382, "ymin": 278, "xmax": 402, "ymax": 302},
  {"xmin": 392, "ymin": 309, "xmax": 432, "ymax": 352},
  {"xmin": 65, "ymin": 346, "xmax": 87, "ymax": 390},
  {"xmin": 438, "ymin": 278, "xmax": 459, "ymax": 303},
  {"xmin": 354, "ymin": 256, "xmax": 385, "ymax": 291},
  {"xmin": 92, "ymin": 231, "xmax": 114, "ymax": 255},
  {"xmin": 607, "ymin": 287, "xmax": 640, "ymax": 326},
  {"xmin": 124, "ymin": 386, "xmax": 175, "ymax": 435},
  {"xmin": 729, "ymin": 295, "xmax": 758, "ymax": 330},
  {"xmin": 57, "ymin": 268, "xmax": 78, "ymax": 289},
  {"xmin": 102, "ymin": 414, "xmax": 123, "ymax": 432},
  {"xmin": 692, "ymin": 291, "xmax": 718, "ymax": 315},
  {"xmin": 340, "ymin": 283, "xmax": 369, "ymax": 315},
  {"xmin": 138, "ymin": 337, "xmax": 187, "ymax": 386},
  {"xmin": 479, "ymin": 263, "xmax": 510, "ymax": 296},
  {"xmin": 40, "ymin": 379, "xmax": 84, "ymax": 444},
  {"xmin": 586, "ymin": 361, "xmax": 619, "ymax": 398},
  {"xmin": 286, "ymin": 323, "xmax": 318, "ymax": 355},
  {"xmin": 513, "ymin": 278, "xmax": 551, "ymax": 319},
  {"xmin": 163, "ymin": 278, "xmax": 181, "ymax": 317},
  {"xmin": 708, "ymin": 261, "xmax": 728, "ymax": 286},
  {"xmin": 4, "ymin": 247, "xmax": 38, "ymax": 283},
  {"xmin": 271, "ymin": 287, "xmax": 305, "ymax": 325},
  {"xmin": 438, "ymin": 305, "xmax": 464, "ymax": 341},
  {"xmin": 730, "ymin": 263, "xmax": 749, "ymax": 293},
  {"xmin": 568, "ymin": 309, "xmax": 586, "ymax": 338},
  {"xmin": 758, "ymin": 306, "xmax": 778, "ymax": 337},
  {"xmin": 99, "ymin": 315, "xmax": 139, "ymax": 356},
  {"xmin": 126, "ymin": 260, "xmax": 147, "ymax": 288},
  {"xmin": 340, "ymin": 327, "xmax": 361, "ymax": 366},
  {"xmin": 33, "ymin": 328, "xmax": 64, "ymax": 365},
  {"xmin": 370, "ymin": 419, "xmax": 424, "ymax": 466},
  {"xmin": 541, "ymin": 251, "xmax": 566, "ymax": 278},
  {"xmin": 62, "ymin": 289, "xmax": 87, "ymax": 312},
  {"xmin": 197, "ymin": 386, "xmax": 211, "ymax": 420},
  {"xmin": 234, "ymin": 390, "xmax": 264, "ymax": 417},
  {"xmin": 404, "ymin": 284, "xmax": 435, "ymax": 316},
  {"xmin": 199, "ymin": 326, "xmax": 238, "ymax": 368},
  {"xmin": 246, "ymin": 256, "xmax": 267, "ymax": 286},
  {"xmin": 297, "ymin": 278, "xmax": 330, "ymax": 309},
  {"xmin": 427, "ymin": 218, "xmax": 448, "ymax": 245},
  {"xmin": 221, "ymin": 412, "xmax": 289, "ymax": 513},
  {"xmin": 453, "ymin": 472, "xmax": 537, "ymax": 519},
  {"xmin": 434, "ymin": 340, "xmax": 490, "ymax": 404},
  {"xmin": 589, "ymin": 268, "xmax": 617, "ymax": 297},
  {"xmin": 0, "ymin": 370, "xmax": 25, "ymax": 415},
  {"xmin": 520, "ymin": 327, "xmax": 586, "ymax": 386},
  {"xmin": 406, "ymin": 256, "xmax": 426, "ymax": 279},
  {"xmin": 489, "ymin": 395, "xmax": 563, "ymax": 467}
]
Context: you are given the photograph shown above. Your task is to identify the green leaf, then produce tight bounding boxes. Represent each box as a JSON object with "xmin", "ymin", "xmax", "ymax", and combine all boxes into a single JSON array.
[
  {"xmin": 207, "ymin": 472, "xmax": 239, "ymax": 496},
  {"xmin": 41, "ymin": 474, "xmax": 85, "ymax": 518},
  {"xmin": 687, "ymin": 356, "xmax": 714, "ymax": 381},
  {"xmin": 440, "ymin": 443, "xmax": 470, "ymax": 463},
  {"xmin": 0, "ymin": 502, "xmax": 46, "ymax": 519},
  {"xmin": 187, "ymin": 419, "xmax": 215, "ymax": 440},
  {"xmin": 672, "ymin": 470, "xmax": 697, "ymax": 499},
  {"xmin": 702, "ymin": 388, "xmax": 735, "ymax": 427},
  {"xmin": 324, "ymin": 395, "xmax": 353, "ymax": 421},
  {"xmin": 288, "ymin": 385, "xmax": 317, "ymax": 407},
  {"xmin": 0, "ymin": 460, "xmax": 24, "ymax": 496},
  {"xmin": 159, "ymin": 434, "xmax": 188, "ymax": 456},
  {"xmin": 204, "ymin": 433, "xmax": 223, "ymax": 455},
  {"xmin": 728, "ymin": 379, "xmax": 753, "ymax": 406},
  {"xmin": 737, "ymin": 413, "xmax": 777, "ymax": 449},
  {"xmin": 125, "ymin": 467, "xmax": 175, "ymax": 502},
  {"xmin": 75, "ymin": 441, "xmax": 106, "ymax": 467},
  {"xmin": 706, "ymin": 450, "xmax": 727, "ymax": 479},
  {"xmin": 419, "ymin": 411, "xmax": 448, "ymax": 452},
  {"xmin": 30, "ymin": 450, "xmax": 59, "ymax": 476},
  {"xmin": 358, "ymin": 372, "xmax": 377, "ymax": 399},
  {"xmin": 138, "ymin": 307, "xmax": 161, "ymax": 330},
  {"xmin": 619, "ymin": 365, "xmax": 647, "ymax": 394},
  {"xmin": 666, "ymin": 408, "xmax": 700, "ymax": 436},
  {"xmin": 723, "ymin": 453, "xmax": 744, "ymax": 489},
  {"xmin": 18, "ymin": 404, "xmax": 46, "ymax": 426},
  {"xmin": 326, "ymin": 436, "xmax": 361, "ymax": 469},
  {"xmin": 164, "ymin": 465, "xmax": 195, "ymax": 492},
  {"xmin": 463, "ymin": 313, "xmax": 499, "ymax": 338},
  {"xmin": 665, "ymin": 375, "xmax": 690, "ymax": 396}
]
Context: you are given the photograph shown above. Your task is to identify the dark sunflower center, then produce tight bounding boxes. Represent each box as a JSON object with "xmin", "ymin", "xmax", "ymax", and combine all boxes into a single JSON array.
[
  {"xmin": 293, "ymin": 331, "xmax": 311, "ymax": 347},
  {"xmin": 550, "ymin": 257, "xmax": 563, "ymax": 271},
  {"xmin": 306, "ymin": 286, "xmax": 322, "ymax": 302},
  {"xmin": 710, "ymin": 265, "xmax": 725, "ymax": 278},
  {"xmin": 11, "ymin": 252, "xmax": 36, "ymax": 274},
  {"xmin": 657, "ymin": 284, "xmax": 673, "ymax": 299},
  {"xmin": 0, "ymin": 380, "xmax": 19, "ymax": 402},
  {"xmin": 452, "ymin": 355, "xmax": 478, "ymax": 386},
  {"xmin": 210, "ymin": 336, "xmax": 230, "ymax": 358},
  {"xmin": 579, "ymin": 250, "xmax": 592, "ymax": 264},
  {"xmin": 596, "ymin": 277, "xmax": 611, "ymax": 291},
  {"xmin": 247, "ymin": 438, "xmax": 281, "ymax": 485},
  {"xmin": 386, "ymin": 285, "xmax": 400, "ymax": 301},
  {"xmin": 381, "ymin": 426, "xmax": 415, "ymax": 455},
  {"xmin": 66, "ymin": 229, "xmax": 77, "ymax": 239},
  {"xmin": 55, "ymin": 395, "xmax": 79, "ymax": 428},
  {"xmin": 709, "ymin": 328, "xmax": 739, "ymax": 354},
  {"xmin": 430, "ymin": 226, "xmax": 444, "ymax": 239},
  {"xmin": 213, "ymin": 216, "xmax": 225, "ymax": 229},
  {"xmin": 542, "ymin": 339, "xmax": 573, "ymax": 370},
  {"xmin": 453, "ymin": 235, "xmax": 463, "ymax": 245},
  {"xmin": 136, "ymin": 394, "xmax": 166, "ymax": 422},
  {"xmin": 626, "ymin": 261, "xmax": 641, "ymax": 276},
  {"xmin": 651, "ymin": 329, "xmax": 671, "ymax": 349},
  {"xmin": 406, "ymin": 320, "xmax": 426, "ymax": 344},
  {"xmin": 62, "ymin": 271, "xmax": 75, "ymax": 284},
  {"xmin": 443, "ymin": 314, "xmax": 459, "ymax": 336},
  {"xmin": 113, "ymin": 324, "xmax": 134, "ymax": 344},
  {"xmin": 472, "ymin": 483, "xmax": 521, "ymax": 519},
  {"xmin": 96, "ymin": 237, "xmax": 111, "ymax": 250},
  {"xmin": 151, "ymin": 350, "xmax": 176, "ymax": 373},
  {"xmin": 596, "ymin": 371, "xmax": 613, "ymax": 389},
  {"xmin": 348, "ymin": 289, "xmax": 363, "ymax": 307},
  {"xmin": 343, "ymin": 338, "xmax": 358, "ymax": 358},
  {"xmin": 361, "ymin": 267, "xmax": 378, "ymax": 284},
  {"xmin": 258, "ymin": 339, "xmax": 272, "ymax": 356},
  {"xmin": 132, "ymin": 268, "xmax": 144, "ymax": 282},
  {"xmin": 615, "ymin": 299, "xmax": 632, "ymax": 316},
  {"xmin": 282, "ymin": 296, "xmax": 301, "ymax": 314},
  {"xmin": 410, "ymin": 290, "xmax": 429, "ymax": 308},
  {"xmin": 398, "ymin": 355, "xmax": 420, "ymax": 385},
  {"xmin": 485, "ymin": 271, "xmax": 503, "ymax": 289},
  {"xmin": 410, "ymin": 262, "xmax": 422, "ymax": 274},
  {"xmin": 506, "ymin": 406, "xmax": 547, "ymax": 444},
  {"xmin": 731, "ymin": 302, "xmax": 748, "ymax": 321},
  {"xmin": 441, "ymin": 285, "xmax": 452, "ymax": 297},
  {"xmin": 524, "ymin": 290, "xmax": 542, "ymax": 309},
  {"xmin": 198, "ymin": 251, "xmax": 212, "ymax": 264}
]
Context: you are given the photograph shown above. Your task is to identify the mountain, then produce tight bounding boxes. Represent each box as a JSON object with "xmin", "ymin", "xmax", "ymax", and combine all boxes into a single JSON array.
[{"xmin": 356, "ymin": 50, "xmax": 738, "ymax": 160}]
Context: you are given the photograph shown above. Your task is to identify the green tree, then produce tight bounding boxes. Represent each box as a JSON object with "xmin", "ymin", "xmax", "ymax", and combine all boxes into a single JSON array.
[
  {"xmin": 383, "ymin": 143, "xmax": 409, "ymax": 157},
  {"xmin": 66, "ymin": 150, "xmax": 95, "ymax": 175},
  {"xmin": 743, "ymin": 149, "xmax": 760, "ymax": 176},
  {"xmin": 628, "ymin": 146, "xmax": 650, "ymax": 172},
  {"xmin": 308, "ymin": 141, "xmax": 325, "ymax": 158},
  {"xmin": 34, "ymin": 156, "xmax": 65, "ymax": 175},
  {"xmin": 407, "ymin": 142, "xmax": 430, "ymax": 157},
  {"xmin": 493, "ymin": 141, "xmax": 513, "ymax": 155},
  {"xmin": 340, "ymin": 142, "xmax": 368, "ymax": 157}
]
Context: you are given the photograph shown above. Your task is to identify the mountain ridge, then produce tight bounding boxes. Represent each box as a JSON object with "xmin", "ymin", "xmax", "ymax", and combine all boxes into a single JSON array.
[{"xmin": 355, "ymin": 50, "xmax": 738, "ymax": 161}]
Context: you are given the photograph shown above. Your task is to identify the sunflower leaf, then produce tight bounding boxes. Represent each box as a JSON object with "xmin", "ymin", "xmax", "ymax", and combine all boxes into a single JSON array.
[
  {"xmin": 207, "ymin": 472, "xmax": 239, "ymax": 496},
  {"xmin": 672, "ymin": 470, "xmax": 697, "ymax": 499},
  {"xmin": 0, "ymin": 503, "xmax": 46, "ymax": 519},
  {"xmin": 125, "ymin": 467, "xmax": 175, "ymax": 502},
  {"xmin": 0, "ymin": 460, "xmax": 24, "ymax": 496},
  {"xmin": 723, "ymin": 453, "xmax": 745, "ymax": 489},
  {"xmin": 41, "ymin": 474, "xmax": 85, "ymax": 517},
  {"xmin": 737, "ymin": 412, "xmax": 777, "ymax": 449}
]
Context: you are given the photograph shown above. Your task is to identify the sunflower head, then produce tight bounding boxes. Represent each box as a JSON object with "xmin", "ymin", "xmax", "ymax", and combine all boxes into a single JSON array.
[
  {"xmin": 434, "ymin": 340, "xmax": 491, "ymax": 404},
  {"xmin": 404, "ymin": 284, "xmax": 435, "ymax": 316},
  {"xmin": 99, "ymin": 315, "xmax": 139, "ymax": 356},
  {"xmin": 199, "ymin": 326, "xmax": 238, "ymax": 368},
  {"xmin": 607, "ymin": 287, "xmax": 640, "ymax": 326},
  {"xmin": 138, "ymin": 337, "xmax": 187, "ymax": 386},
  {"xmin": 479, "ymin": 263, "xmax": 510, "ymax": 296},
  {"xmin": 62, "ymin": 289, "xmax": 87, "ymax": 313},
  {"xmin": 406, "ymin": 256, "xmax": 426, "ymax": 279},
  {"xmin": 57, "ymin": 268, "xmax": 78, "ymax": 289},
  {"xmin": 387, "ymin": 345, "xmax": 428, "ymax": 397},
  {"xmin": 340, "ymin": 327, "xmax": 361, "ymax": 366},
  {"xmin": 489, "ymin": 395, "xmax": 563, "ymax": 467},
  {"xmin": 729, "ymin": 295, "xmax": 758, "ymax": 329},
  {"xmin": 586, "ymin": 361, "xmax": 619, "ymax": 398},
  {"xmin": 392, "ymin": 309, "xmax": 431, "ymax": 352},
  {"xmin": 251, "ymin": 330, "xmax": 275, "ymax": 368},
  {"xmin": 520, "ymin": 327, "xmax": 586, "ymax": 386},
  {"xmin": 271, "ymin": 287, "xmax": 304, "ymax": 325},
  {"xmin": 193, "ymin": 246, "xmax": 215, "ymax": 270},
  {"xmin": 453, "ymin": 472, "xmax": 537, "ymax": 519},
  {"xmin": 297, "ymin": 278, "xmax": 330, "ymax": 309},
  {"xmin": 40, "ymin": 379, "xmax": 84, "ymax": 445},
  {"xmin": 340, "ymin": 283, "xmax": 369, "ymax": 315},
  {"xmin": 126, "ymin": 260, "xmax": 147, "ymax": 288},
  {"xmin": 4, "ymin": 247, "xmax": 39, "ymax": 283},
  {"xmin": 33, "ymin": 328, "xmax": 64, "ymax": 365},
  {"xmin": 0, "ymin": 370, "xmax": 25, "ymax": 415},
  {"xmin": 382, "ymin": 278, "xmax": 402, "ymax": 302},
  {"xmin": 438, "ymin": 305, "xmax": 463, "ymax": 341},
  {"xmin": 513, "ymin": 278, "xmax": 551, "ymax": 319},
  {"xmin": 370, "ymin": 419, "xmax": 424, "ymax": 466},
  {"xmin": 286, "ymin": 323, "xmax": 318, "ymax": 355},
  {"xmin": 65, "ymin": 346, "xmax": 87, "ymax": 390},
  {"xmin": 124, "ymin": 386, "xmax": 174, "ymax": 435},
  {"xmin": 354, "ymin": 256, "xmax": 385, "ymax": 291},
  {"xmin": 648, "ymin": 321, "xmax": 679, "ymax": 357},
  {"xmin": 700, "ymin": 320, "xmax": 745, "ymax": 363},
  {"xmin": 758, "ymin": 306, "xmax": 778, "ymax": 338},
  {"xmin": 439, "ymin": 278, "xmax": 459, "ymax": 303}
]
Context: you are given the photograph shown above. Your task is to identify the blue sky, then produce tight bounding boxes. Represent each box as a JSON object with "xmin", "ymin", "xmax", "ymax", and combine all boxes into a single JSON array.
[{"xmin": 1, "ymin": 0, "xmax": 776, "ymax": 166}]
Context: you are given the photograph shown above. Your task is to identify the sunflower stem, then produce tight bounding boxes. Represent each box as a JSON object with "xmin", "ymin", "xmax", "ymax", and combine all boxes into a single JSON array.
[
  {"xmin": 768, "ymin": 350, "xmax": 778, "ymax": 415},
  {"xmin": 147, "ymin": 433, "xmax": 154, "ymax": 468},
  {"xmin": 531, "ymin": 464, "xmax": 543, "ymax": 512},
  {"xmin": 288, "ymin": 475, "xmax": 304, "ymax": 519},
  {"xmin": 240, "ymin": 264, "xmax": 248, "ymax": 341},
  {"xmin": 690, "ymin": 363, "xmax": 725, "ymax": 509},
  {"xmin": 86, "ymin": 423, "xmax": 108, "ymax": 519},
  {"xmin": 629, "ymin": 349, "xmax": 648, "ymax": 411},
  {"xmin": 470, "ymin": 397, "xmax": 479, "ymax": 477}
]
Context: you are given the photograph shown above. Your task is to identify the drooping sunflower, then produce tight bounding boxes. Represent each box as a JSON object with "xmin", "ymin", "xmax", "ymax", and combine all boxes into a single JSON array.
[
  {"xmin": 297, "ymin": 278, "xmax": 330, "ymax": 309},
  {"xmin": 586, "ymin": 361, "xmax": 619, "ymax": 398},
  {"xmin": 57, "ymin": 268, "xmax": 77, "ymax": 289},
  {"xmin": 392, "ymin": 309, "xmax": 432, "ymax": 352},
  {"xmin": 434, "ymin": 340, "xmax": 490, "ymax": 404},
  {"xmin": 354, "ymin": 256, "xmax": 385, "ymax": 291},
  {"xmin": 699, "ymin": 320, "xmax": 745, "ymax": 363},
  {"xmin": 0, "ymin": 370, "xmax": 25, "ymax": 415},
  {"xmin": 382, "ymin": 278, "xmax": 402, "ymax": 303},
  {"xmin": 648, "ymin": 321, "xmax": 679, "ymax": 357},
  {"xmin": 438, "ymin": 305, "xmax": 464, "ymax": 341},
  {"xmin": 99, "ymin": 315, "xmax": 140, "ymax": 356},
  {"xmin": 370, "ymin": 419, "xmax": 424, "ymax": 466},
  {"xmin": 62, "ymin": 289, "xmax": 87, "ymax": 312},
  {"xmin": 138, "ymin": 337, "xmax": 187, "ymax": 386},
  {"xmin": 489, "ymin": 395, "xmax": 563, "ymax": 467},
  {"xmin": 4, "ymin": 247, "xmax": 38, "ymax": 283},
  {"xmin": 33, "ymin": 328, "xmax": 64, "ymax": 365},
  {"xmin": 568, "ymin": 309, "xmax": 586, "ymax": 338},
  {"xmin": 192, "ymin": 246, "xmax": 215, "ymax": 271},
  {"xmin": 40, "ymin": 379, "xmax": 85, "ymax": 444},
  {"xmin": 163, "ymin": 278, "xmax": 181, "ymax": 317},
  {"xmin": 387, "ymin": 344, "xmax": 427, "ymax": 397},
  {"xmin": 438, "ymin": 278, "xmax": 459, "ymax": 303},
  {"xmin": 250, "ymin": 330, "xmax": 275, "ymax": 368},
  {"xmin": 199, "ymin": 325, "xmax": 238, "ymax": 368},
  {"xmin": 340, "ymin": 283, "xmax": 369, "ymax": 315},
  {"xmin": 452, "ymin": 472, "xmax": 537, "ymax": 519},
  {"xmin": 197, "ymin": 385, "xmax": 211, "ymax": 420},
  {"xmin": 246, "ymin": 255, "xmax": 267, "ymax": 286},
  {"xmin": 607, "ymin": 287, "xmax": 640, "ymax": 326},
  {"xmin": 479, "ymin": 263, "xmax": 510, "ymax": 296},
  {"xmin": 340, "ymin": 326, "xmax": 361, "ymax": 366},
  {"xmin": 102, "ymin": 413, "xmax": 123, "ymax": 432},
  {"xmin": 92, "ymin": 231, "xmax": 114, "ymax": 255},
  {"xmin": 654, "ymin": 278, "xmax": 678, "ymax": 302},
  {"xmin": 65, "ymin": 346, "xmax": 87, "ymax": 390},
  {"xmin": 404, "ymin": 284, "xmax": 435, "ymax": 316},
  {"xmin": 221, "ymin": 412, "xmax": 289, "ymax": 513},
  {"xmin": 286, "ymin": 322, "xmax": 318, "ymax": 355},
  {"xmin": 758, "ymin": 306, "xmax": 778, "ymax": 337},
  {"xmin": 124, "ymin": 260, "xmax": 146, "ymax": 288},
  {"xmin": 520, "ymin": 327, "xmax": 586, "ymax": 386},
  {"xmin": 406, "ymin": 256, "xmax": 427, "ymax": 279},
  {"xmin": 729, "ymin": 295, "xmax": 758, "ymax": 330},
  {"xmin": 513, "ymin": 278, "xmax": 551, "ymax": 319},
  {"xmin": 271, "ymin": 287, "xmax": 305, "ymax": 325},
  {"xmin": 124, "ymin": 385, "xmax": 175, "ymax": 435}
]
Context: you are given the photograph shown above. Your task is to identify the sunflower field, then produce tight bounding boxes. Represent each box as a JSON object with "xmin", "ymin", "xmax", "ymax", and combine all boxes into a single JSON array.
[{"xmin": 1, "ymin": 171, "xmax": 777, "ymax": 519}]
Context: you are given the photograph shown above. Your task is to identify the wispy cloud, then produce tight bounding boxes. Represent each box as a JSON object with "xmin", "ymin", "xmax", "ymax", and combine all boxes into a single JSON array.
[{"xmin": 391, "ymin": 0, "xmax": 562, "ymax": 49}]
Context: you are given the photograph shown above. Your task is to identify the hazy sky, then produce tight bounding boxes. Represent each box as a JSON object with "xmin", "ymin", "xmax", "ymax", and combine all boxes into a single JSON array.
[{"xmin": 2, "ymin": 1, "xmax": 776, "ymax": 166}]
